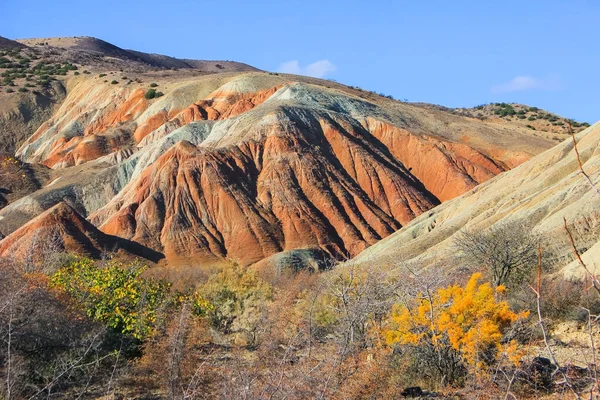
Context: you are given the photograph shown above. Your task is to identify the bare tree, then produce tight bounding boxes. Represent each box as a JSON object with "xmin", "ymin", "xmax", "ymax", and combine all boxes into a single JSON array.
[{"xmin": 454, "ymin": 222, "xmax": 540, "ymax": 287}]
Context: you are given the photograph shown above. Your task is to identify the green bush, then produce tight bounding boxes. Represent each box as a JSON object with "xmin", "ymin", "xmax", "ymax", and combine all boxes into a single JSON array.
[
  {"xmin": 145, "ymin": 88, "xmax": 157, "ymax": 99},
  {"xmin": 150, "ymin": 82, "xmax": 158, "ymax": 87},
  {"xmin": 99, "ymin": 73, "xmax": 107, "ymax": 77},
  {"xmin": 50, "ymin": 258, "xmax": 173, "ymax": 339},
  {"xmin": 17, "ymin": 87, "xmax": 28, "ymax": 92},
  {"xmin": 5, "ymin": 88, "xmax": 14, "ymax": 93},
  {"xmin": 111, "ymin": 80, "xmax": 118, "ymax": 84},
  {"xmin": 494, "ymin": 103, "xmax": 516, "ymax": 117}
]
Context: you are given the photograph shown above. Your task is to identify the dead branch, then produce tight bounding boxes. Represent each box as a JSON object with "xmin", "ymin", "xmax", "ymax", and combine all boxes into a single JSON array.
[
  {"xmin": 568, "ymin": 122, "xmax": 600, "ymax": 196},
  {"xmin": 564, "ymin": 217, "xmax": 600, "ymax": 297},
  {"xmin": 529, "ymin": 246, "xmax": 581, "ymax": 399}
]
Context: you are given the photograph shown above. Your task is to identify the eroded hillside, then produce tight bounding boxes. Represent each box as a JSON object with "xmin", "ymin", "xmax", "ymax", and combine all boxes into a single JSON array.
[
  {"xmin": 0, "ymin": 37, "xmax": 578, "ymax": 268},
  {"xmin": 349, "ymin": 122, "xmax": 600, "ymax": 276}
]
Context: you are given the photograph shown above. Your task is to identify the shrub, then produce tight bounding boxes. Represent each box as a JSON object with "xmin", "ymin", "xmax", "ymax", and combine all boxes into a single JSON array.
[
  {"xmin": 50, "ymin": 258, "xmax": 173, "ymax": 339},
  {"xmin": 541, "ymin": 279, "xmax": 600, "ymax": 322},
  {"xmin": 384, "ymin": 273, "xmax": 527, "ymax": 384},
  {"xmin": 145, "ymin": 88, "xmax": 157, "ymax": 99},
  {"xmin": 494, "ymin": 104, "xmax": 516, "ymax": 117},
  {"xmin": 99, "ymin": 73, "xmax": 107, "ymax": 77},
  {"xmin": 17, "ymin": 87, "xmax": 27, "ymax": 92},
  {"xmin": 306, "ymin": 266, "xmax": 399, "ymax": 348},
  {"xmin": 196, "ymin": 264, "xmax": 273, "ymax": 337},
  {"xmin": 150, "ymin": 82, "xmax": 158, "ymax": 87},
  {"xmin": 454, "ymin": 222, "xmax": 541, "ymax": 287},
  {"xmin": 5, "ymin": 88, "xmax": 14, "ymax": 93},
  {"xmin": 74, "ymin": 71, "xmax": 80, "ymax": 75},
  {"xmin": 111, "ymin": 80, "xmax": 118, "ymax": 84}
]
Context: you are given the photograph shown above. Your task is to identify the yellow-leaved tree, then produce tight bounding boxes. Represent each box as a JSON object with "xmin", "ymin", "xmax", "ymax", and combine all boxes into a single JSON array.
[{"xmin": 383, "ymin": 272, "xmax": 527, "ymax": 385}]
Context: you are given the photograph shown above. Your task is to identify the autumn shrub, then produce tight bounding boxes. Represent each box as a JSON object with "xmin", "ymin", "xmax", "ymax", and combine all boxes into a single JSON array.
[
  {"xmin": 0, "ymin": 260, "xmax": 127, "ymax": 399},
  {"xmin": 383, "ymin": 273, "xmax": 527, "ymax": 386},
  {"xmin": 305, "ymin": 266, "xmax": 400, "ymax": 349},
  {"xmin": 197, "ymin": 263, "xmax": 273, "ymax": 341},
  {"xmin": 50, "ymin": 257, "xmax": 173, "ymax": 339},
  {"xmin": 540, "ymin": 278, "xmax": 600, "ymax": 323}
]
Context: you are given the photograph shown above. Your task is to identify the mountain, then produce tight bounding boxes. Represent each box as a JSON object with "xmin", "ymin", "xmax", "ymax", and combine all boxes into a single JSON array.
[
  {"xmin": 0, "ymin": 202, "xmax": 163, "ymax": 262},
  {"xmin": 0, "ymin": 36, "xmax": 257, "ymax": 157},
  {"xmin": 15, "ymin": 36, "xmax": 259, "ymax": 72},
  {"xmin": 0, "ymin": 36, "xmax": 588, "ymax": 267},
  {"xmin": 349, "ymin": 122, "xmax": 600, "ymax": 275},
  {"xmin": 0, "ymin": 36, "xmax": 26, "ymax": 50}
]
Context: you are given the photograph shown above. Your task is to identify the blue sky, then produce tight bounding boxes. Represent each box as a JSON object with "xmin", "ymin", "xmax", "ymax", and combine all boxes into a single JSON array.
[{"xmin": 1, "ymin": 0, "xmax": 598, "ymax": 122}]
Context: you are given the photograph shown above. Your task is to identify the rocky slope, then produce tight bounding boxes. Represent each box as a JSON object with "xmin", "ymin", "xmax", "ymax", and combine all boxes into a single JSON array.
[
  {"xmin": 0, "ymin": 202, "xmax": 163, "ymax": 262},
  {"xmin": 0, "ymin": 36, "xmax": 26, "ymax": 50},
  {"xmin": 0, "ymin": 37, "xmax": 573, "ymax": 267},
  {"xmin": 349, "ymin": 122, "xmax": 600, "ymax": 276}
]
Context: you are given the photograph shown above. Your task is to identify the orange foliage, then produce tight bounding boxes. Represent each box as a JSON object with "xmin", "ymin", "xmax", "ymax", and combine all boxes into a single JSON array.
[{"xmin": 384, "ymin": 272, "xmax": 528, "ymax": 371}]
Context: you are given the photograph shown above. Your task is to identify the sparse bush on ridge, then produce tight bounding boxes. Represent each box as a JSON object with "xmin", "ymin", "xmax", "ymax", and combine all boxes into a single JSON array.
[
  {"xmin": 145, "ymin": 88, "xmax": 157, "ymax": 99},
  {"xmin": 145, "ymin": 88, "xmax": 164, "ymax": 99}
]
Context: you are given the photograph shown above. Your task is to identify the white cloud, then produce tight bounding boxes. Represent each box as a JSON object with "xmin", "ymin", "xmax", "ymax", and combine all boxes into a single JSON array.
[
  {"xmin": 491, "ymin": 74, "xmax": 562, "ymax": 94},
  {"xmin": 277, "ymin": 59, "xmax": 337, "ymax": 78}
]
